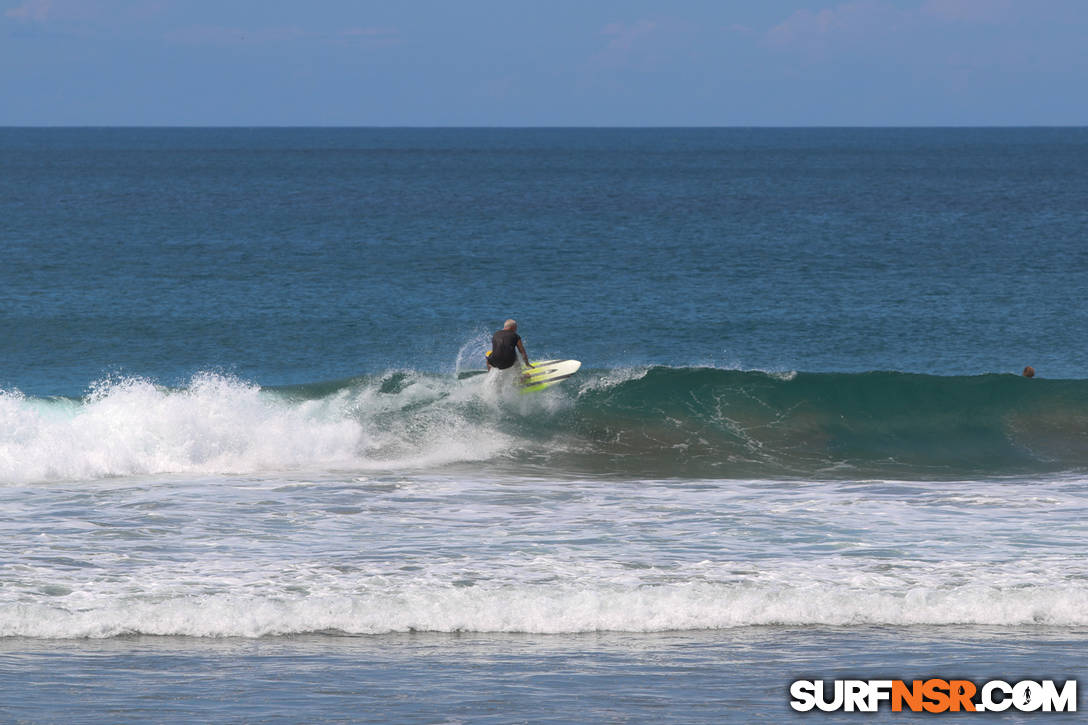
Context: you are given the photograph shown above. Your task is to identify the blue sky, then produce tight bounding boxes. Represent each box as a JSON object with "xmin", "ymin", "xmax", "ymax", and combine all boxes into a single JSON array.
[{"xmin": 3, "ymin": 0, "xmax": 1086, "ymax": 126}]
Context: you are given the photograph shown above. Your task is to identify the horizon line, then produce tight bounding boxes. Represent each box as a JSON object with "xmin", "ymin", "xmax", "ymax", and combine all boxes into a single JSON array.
[{"xmin": 2, "ymin": 124, "xmax": 1087, "ymax": 130}]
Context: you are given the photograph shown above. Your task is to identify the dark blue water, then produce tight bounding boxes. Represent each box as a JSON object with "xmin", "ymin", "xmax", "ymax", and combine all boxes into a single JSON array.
[
  {"xmin": 2, "ymin": 629, "xmax": 1084, "ymax": 723},
  {"xmin": 3, "ymin": 128, "xmax": 1088, "ymax": 722},
  {"xmin": 4, "ymin": 128, "xmax": 1088, "ymax": 397}
]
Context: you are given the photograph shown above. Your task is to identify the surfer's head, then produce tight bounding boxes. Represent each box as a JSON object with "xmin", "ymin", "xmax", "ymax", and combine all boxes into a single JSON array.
[
  {"xmin": 1023, "ymin": 366, "xmax": 1035, "ymax": 378},
  {"xmin": 504, "ymin": 319, "xmax": 517, "ymax": 331}
]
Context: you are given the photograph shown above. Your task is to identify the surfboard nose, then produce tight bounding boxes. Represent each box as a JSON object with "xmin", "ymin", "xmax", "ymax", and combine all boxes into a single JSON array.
[{"xmin": 519, "ymin": 360, "xmax": 581, "ymax": 392}]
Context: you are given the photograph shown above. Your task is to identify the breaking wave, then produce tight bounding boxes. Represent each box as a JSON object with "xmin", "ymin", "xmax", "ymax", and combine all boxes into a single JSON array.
[{"xmin": 3, "ymin": 367, "xmax": 1087, "ymax": 483}]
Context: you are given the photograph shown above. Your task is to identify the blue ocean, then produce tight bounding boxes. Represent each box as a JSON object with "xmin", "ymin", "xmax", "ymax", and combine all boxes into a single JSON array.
[{"xmin": 1, "ymin": 127, "xmax": 1087, "ymax": 722}]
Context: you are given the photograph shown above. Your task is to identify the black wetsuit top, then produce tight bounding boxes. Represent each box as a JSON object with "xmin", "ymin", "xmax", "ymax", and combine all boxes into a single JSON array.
[{"xmin": 489, "ymin": 329, "xmax": 521, "ymax": 369}]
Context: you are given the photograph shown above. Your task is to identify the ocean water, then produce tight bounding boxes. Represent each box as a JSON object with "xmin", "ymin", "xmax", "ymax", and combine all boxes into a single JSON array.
[{"xmin": 1, "ymin": 127, "xmax": 1087, "ymax": 722}]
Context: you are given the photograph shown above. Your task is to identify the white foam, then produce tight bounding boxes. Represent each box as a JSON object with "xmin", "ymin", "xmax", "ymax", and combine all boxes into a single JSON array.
[
  {"xmin": 2, "ymin": 465, "xmax": 1086, "ymax": 638},
  {"xmin": 0, "ymin": 372, "xmax": 542, "ymax": 484},
  {"xmin": 3, "ymin": 579, "xmax": 1087, "ymax": 638},
  {"xmin": 576, "ymin": 366, "xmax": 650, "ymax": 394},
  {"xmin": 0, "ymin": 374, "xmax": 363, "ymax": 483}
]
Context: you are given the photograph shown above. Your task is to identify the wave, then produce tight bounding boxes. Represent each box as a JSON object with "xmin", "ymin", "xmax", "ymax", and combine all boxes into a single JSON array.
[
  {"xmin": 2, "ymin": 368, "xmax": 1087, "ymax": 483},
  {"xmin": 566, "ymin": 367, "xmax": 1088, "ymax": 478},
  {"xmin": 4, "ymin": 580, "xmax": 1086, "ymax": 638}
]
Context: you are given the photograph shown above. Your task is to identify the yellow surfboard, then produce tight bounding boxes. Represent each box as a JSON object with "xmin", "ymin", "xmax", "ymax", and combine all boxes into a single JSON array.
[
  {"xmin": 517, "ymin": 359, "xmax": 581, "ymax": 392},
  {"xmin": 485, "ymin": 351, "xmax": 581, "ymax": 392}
]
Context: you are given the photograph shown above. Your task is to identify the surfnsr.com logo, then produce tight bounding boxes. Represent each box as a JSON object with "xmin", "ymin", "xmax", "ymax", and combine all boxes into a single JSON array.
[{"xmin": 789, "ymin": 679, "xmax": 1077, "ymax": 713}]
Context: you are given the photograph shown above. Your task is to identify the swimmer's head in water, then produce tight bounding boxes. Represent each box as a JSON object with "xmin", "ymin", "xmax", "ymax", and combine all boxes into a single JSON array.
[{"xmin": 1023, "ymin": 366, "xmax": 1035, "ymax": 378}]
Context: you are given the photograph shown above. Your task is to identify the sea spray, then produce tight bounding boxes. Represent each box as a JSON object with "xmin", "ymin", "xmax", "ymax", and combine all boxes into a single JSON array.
[
  {"xmin": 0, "ymin": 370, "xmax": 536, "ymax": 484},
  {"xmin": 0, "ymin": 373, "xmax": 363, "ymax": 483}
]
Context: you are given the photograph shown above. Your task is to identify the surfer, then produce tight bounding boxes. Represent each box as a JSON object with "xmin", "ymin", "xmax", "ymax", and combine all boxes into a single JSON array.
[
  {"xmin": 487, "ymin": 319, "xmax": 532, "ymax": 370},
  {"xmin": 1023, "ymin": 366, "xmax": 1035, "ymax": 378}
]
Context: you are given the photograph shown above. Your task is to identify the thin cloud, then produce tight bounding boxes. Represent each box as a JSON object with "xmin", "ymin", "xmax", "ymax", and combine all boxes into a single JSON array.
[
  {"xmin": 166, "ymin": 24, "xmax": 399, "ymax": 48},
  {"xmin": 338, "ymin": 26, "xmax": 400, "ymax": 47},
  {"xmin": 766, "ymin": 0, "xmax": 1017, "ymax": 52},
  {"xmin": 166, "ymin": 25, "xmax": 308, "ymax": 46},
  {"xmin": 758, "ymin": 0, "xmax": 1077, "ymax": 103},
  {"xmin": 920, "ymin": 0, "xmax": 1013, "ymax": 24},
  {"xmin": 340, "ymin": 27, "xmax": 397, "ymax": 39},
  {"xmin": 766, "ymin": 1, "xmax": 910, "ymax": 51},
  {"xmin": 5, "ymin": 0, "xmax": 166, "ymax": 27},
  {"xmin": 5, "ymin": 0, "xmax": 53, "ymax": 21},
  {"xmin": 601, "ymin": 19, "xmax": 657, "ymax": 52},
  {"xmin": 588, "ymin": 19, "xmax": 667, "ymax": 72}
]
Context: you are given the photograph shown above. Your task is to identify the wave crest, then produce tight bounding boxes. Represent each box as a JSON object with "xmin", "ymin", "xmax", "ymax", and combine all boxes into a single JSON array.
[
  {"xmin": 5, "ymin": 581, "xmax": 1086, "ymax": 638},
  {"xmin": 4, "ymin": 368, "xmax": 1088, "ymax": 483}
]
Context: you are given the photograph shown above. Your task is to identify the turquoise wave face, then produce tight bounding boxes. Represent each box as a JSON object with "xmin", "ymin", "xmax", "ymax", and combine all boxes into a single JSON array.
[
  {"xmin": 299, "ymin": 366, "xmax": 1088, "ymax": 479},
  {"xmin": 7, "ymin": 367, "xmax": 1078, "ymax": 484},
  {"xmin": 563, "ymin": 368, "xmax": 1088, "ymax": 478}
]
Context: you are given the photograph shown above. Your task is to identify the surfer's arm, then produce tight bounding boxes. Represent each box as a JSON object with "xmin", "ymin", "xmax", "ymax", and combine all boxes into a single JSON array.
[{"xmin": 517, "ymin": 339, "xmax": 531, "ymax": 367}]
